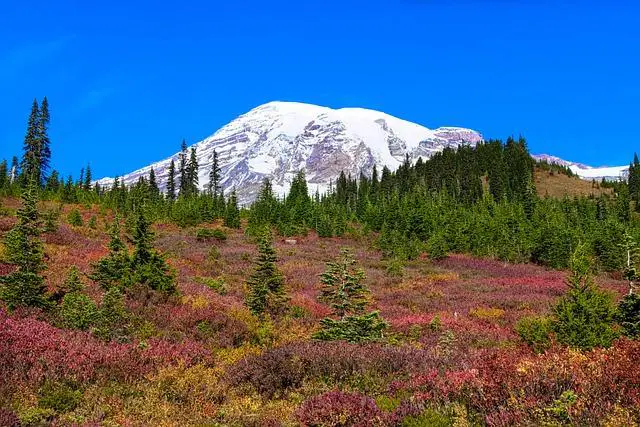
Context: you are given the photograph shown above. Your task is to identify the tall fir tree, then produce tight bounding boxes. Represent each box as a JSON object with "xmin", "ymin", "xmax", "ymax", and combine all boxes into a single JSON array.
[
  {"xmin": 0, "ymin": 180, "xmax": 49, "ymax": 309},
  {"xmin": 36, "ymin": 97, "xmax": 52, "ymax": 185},
  {"xmin": 178, "ymin": 139, "xmax": 188, "ymax": 195},
  {"xmin": 84, "ymin": 164, "xmax": 92, "ymax": 190},
  {"xmin": 167, "ymin": 159, "xmax": 176, "ymax": 201},
  {"xmin": 208, "ymin": 149, "xmax": 221, "ymax": 196},
  {"xmin": 21, "ymin": 99, "xmax": 40, "ymax": 184},
  {"xmin": 148, "ymin": 167, "xmax": 160, "ymax": 198},
  {"xmin": 185, "ymin": 147, "xmax": 199, "ymax": 197}
]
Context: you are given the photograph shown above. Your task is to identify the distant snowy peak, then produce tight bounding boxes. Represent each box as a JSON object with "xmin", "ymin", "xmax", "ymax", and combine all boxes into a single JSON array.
[
  {"xmin": 532, "ymin": 154, "xmax": 628, "ymax": 181},
  {"xmin": 97, "ymin": 101, "xmax": 627, "ymax": 204},
  {"xmin": 97, "ymin": 101, "xmax": 483, "ymax": 203}
]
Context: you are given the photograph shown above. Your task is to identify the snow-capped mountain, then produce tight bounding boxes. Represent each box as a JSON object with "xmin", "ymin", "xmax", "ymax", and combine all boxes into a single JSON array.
[
  {"xmin": 532, "ymin": 154, "xmax": 628, "ymax": 181},
  {"xmin": 97, "ymin": 101, "xmax": 483, "ymax": 203},
  {"xmin": 97, "ymin": 101, "xmax": 629, "ymax": 203}
]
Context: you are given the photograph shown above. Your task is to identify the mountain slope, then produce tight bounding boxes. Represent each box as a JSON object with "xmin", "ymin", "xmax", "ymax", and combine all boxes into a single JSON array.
[
  {"xmin": 532, "ymin": 154, "xmax": 628, "ymax": 181},
  {"xmin": 97, "ymin": 101, "xmax": 628, "ymax": 204},
  {"xmin": 97, "ymin": 101, "xmax": 483, "ymax": 203}
]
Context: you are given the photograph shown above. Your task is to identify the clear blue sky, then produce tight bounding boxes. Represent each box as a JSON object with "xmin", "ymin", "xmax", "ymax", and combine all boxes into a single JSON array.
[{"xmin": 1, "ymin": 1, "xmax": 638, "ymax": 179}]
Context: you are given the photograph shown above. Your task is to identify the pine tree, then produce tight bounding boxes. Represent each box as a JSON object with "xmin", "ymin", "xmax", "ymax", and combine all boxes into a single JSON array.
[
  {"xmin": 0, "ymin": 180, "xmax": 49, "ymax": 309},
  {"xmin": 167, "ymin": 159, "xmax": 176, "ymax": 201},
  {"xmin": 21, "ymin": 100, "xmax": 40, "ymax": 184},
  {"xmin": 224, "ymin": 189, "xmax": 241, "ymax": 228},
  {"xmin": 130, "ymin": 209, "xmax": 176, "ymax": 294},
  {"xmin": 313, "ymin": 248, "xmax": 387, "ymax": 343},
  {"xmin": 185, "ymin": 147, "xmax": 199, "ymax": 197},
  {"xmin": 94, "ymin": 286, "xmax": 130, "ymax": 341},
  {"xmin": 36, "ymin": 97, "xmax": 51, "ymax": 185},
  {"xmin": 318, "ymin": 248, "xmax": 368, "ymax": 318},
  {"xmin": 148, "ymin": 167, "xmax": 160, "ymax": 198},
  {"xmin": 628, "ymin": 153, "xmax": 640, "ymax": 207},
  {"xmin": 245, "ymin": 229, "xmax": 287, "ymax": 317},
  {"xmin": 178, "ymin": 140, "xmax": 188, "ymax": 195},
  {"xmin": 208, "ymin": 149, "xmax": 221, "ymax": 196},
  {"xmin": 59, "ymin": 266, "xmax": 98, "ymax": 330},
  {"xmin": 553, "ymin": 244, "xmax": 618, "ymax": 350},
  {"xmin": 84, "ymin": 164, "xmax": 92, "ymax": 190},
  {"xmin": 90, "ymin": 217, "xmax": 132, "ymax": 290}
]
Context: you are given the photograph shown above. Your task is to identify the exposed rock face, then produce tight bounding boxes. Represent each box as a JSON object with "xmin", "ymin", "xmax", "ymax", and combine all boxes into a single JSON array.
[{"xmin": 97, "ymin": 101, "xmax": 483, "ymax": 204}]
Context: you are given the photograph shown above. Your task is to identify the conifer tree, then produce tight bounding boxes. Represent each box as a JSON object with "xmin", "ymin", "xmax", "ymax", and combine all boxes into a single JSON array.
[
  {"xmin": 224, "ymin": 189, "xmax": 241, "ymax": 228},
  {"xmin": 148, "ymin": 167, "xmax": 160, "ymax": 199},
  {"xmin": 36, "ymin": 97, "xmax": 51, "ymax": 185},
  {"xmin": 59, "ymin": 266, "xmax": 98, "ymax": 330},
  {"xmin": 84, "ymin": 164, "xmax": 92, "ymax": 190},
  {"xmin": 90, "ymin": 217, "xmax": 132, "ymax": 290},
  {"xmin": 178, "ymin": 140, "xmax": 188, "ymax": 195},
  {"xmin": 21, "ymin": 100, "xmax": 41, "ymax": 185},
  {"xmin": 616, "ymin": 233, "xmax": 640, "ymax": 338},
  {"xmin": 185, "ymin": 147, "xmax": 199, "ymax": 197},
  {"xmin": 0, "ymin": 180, "xmax": 49, "ymax": 309},
  {"xmin": 313, "ymin": 248, "xmax": 387, "ymax": 343},
  {"xmin": 130, "ymin": 208, "xmax": 176, "ymax": 294},
  {"xmin": 318, "ymin": 248, "xmax": 368, "ymax": 318},
  {"xmin": 553, "ymin": 244, "xmax": 618, "ymax": 350},
  {"xmin": 94, "ymin": 286, "xmax": 130, "ymax": 341},
  {"xmin": 628, "ymin": 153, "xmax": 640, "ymax": 208},
  {"xmin": 167, "ymin": 159, "xmax": 176, "ymax": 201},
  {"xmin": 208, "ymin": 149, "xmax": 221, "ymax": 196},
  {"xmin": 245, "ymin": 229, "xmax": 287, "ymax": 317},
  {"xmin": 247, "ymin": 178, "xmax": 277, "ymax": 235}
]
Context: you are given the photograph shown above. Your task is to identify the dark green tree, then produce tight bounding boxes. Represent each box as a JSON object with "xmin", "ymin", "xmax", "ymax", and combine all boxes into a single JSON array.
[
  {"xmin": 21, "ymin": 100, "xmax": 41, "ymax": 184},
  {"xmin": 90, "ymin": 217, "xmax": 132, "ymax": 290},
  {"xmin": 208, "ymin": 149, "xmax": 221, "ymax": 196},
  {"xmin": 36, "ymin": 97, "xmax": 52, "ymax": 185},
  {"xmin": 245, "ymin": 229, "xmax": 287, "ymax": 317},
  {"xmin": 84, "ymin": 164, "xmax": 92, "ymax": 190},
  {"xmin": 148, "ymin": 167, "xmax": 160, "ymax": 199},
  {"xmin": 313, "ymin": 248, "xmax": 388, "ymax": 343},
  {"xmin": 553, "ymin": 244, "xmax": 618, "ymax": 350},
  {"xmin": 130, "ymin": 209, "xmax": 176, "ymax": 294},
  {"xmin": 94, "ymin": 287, "xmax": 130, "ymax": 341},
  {"xmin": 167, "ymin": 159, "xmax": 176, "ymax": 201},
  {"xmin": 0, "ymin": 181, "xmax": 49, "ymax": 309},
  {"xmin": 224, "ymin": 189, "xmax": 241, "ymax": 229},
  {"xmin": 185, "ymin": 147, "xmax": 199, "ymax": 197},
  {"xmin": 178, "ymin": 140, "xmax": 188, "ymax": 196},
  {"xmin": 59, "ymin": 266, "xmax": 98, "ymax": 330}
]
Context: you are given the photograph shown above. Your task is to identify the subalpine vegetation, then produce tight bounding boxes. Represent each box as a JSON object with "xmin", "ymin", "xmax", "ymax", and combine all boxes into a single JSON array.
[{"xmin": 1, "ymin": 99, "xmax": 639, "ymax": 425}]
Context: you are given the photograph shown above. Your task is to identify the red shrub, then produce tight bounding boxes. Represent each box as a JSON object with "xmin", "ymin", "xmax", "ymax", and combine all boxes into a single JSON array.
[
  {"xmin": 227, "ymin": 341, "xmax": 441, "ymax": 398},
  {"xmin": 0, "ymin": 308, "xmax": 211, "ymax": 389},
  {"xmin": 296, "ymin": 391, "xmax": 385, "ymax": 427},
  {"xmin": 0, "ymin": 407, "xmax": 20, "ymax": 427}
]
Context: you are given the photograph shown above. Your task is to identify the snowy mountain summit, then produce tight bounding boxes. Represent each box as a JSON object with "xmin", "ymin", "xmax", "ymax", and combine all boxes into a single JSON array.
[{"xmin": 98, "ymin": 101, "xmax": 483, "ymax": 203}]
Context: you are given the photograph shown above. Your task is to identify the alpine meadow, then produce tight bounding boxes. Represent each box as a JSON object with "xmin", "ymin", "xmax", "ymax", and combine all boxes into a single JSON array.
[
  {"xmin": 2, "ymin": 2, "xmax": 640, "ymax": 426},
  {"xmin": 1, "ymin": 96, "xmax": 639, "ymax": 426}
]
